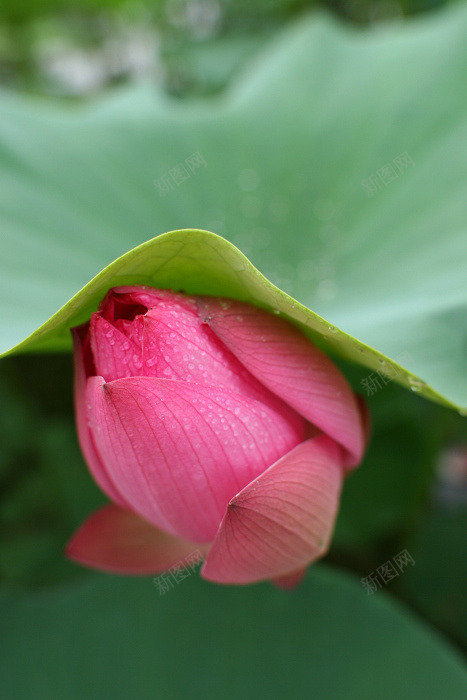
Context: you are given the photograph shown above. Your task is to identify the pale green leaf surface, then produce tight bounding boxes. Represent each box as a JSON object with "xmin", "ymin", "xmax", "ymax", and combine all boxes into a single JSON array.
[{"xmin": 0, "ymin": 6, "xmax": 466, "ymax": 410}]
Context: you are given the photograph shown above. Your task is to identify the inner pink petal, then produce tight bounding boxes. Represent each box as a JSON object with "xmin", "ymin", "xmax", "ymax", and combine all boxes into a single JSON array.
[
  {"xmin": 89, "ymin": 313, "xmax": 143, "ymax": 382},
  {"xmin": 197, "ymin": 297, "xmax": 366, "ymax": 468}
]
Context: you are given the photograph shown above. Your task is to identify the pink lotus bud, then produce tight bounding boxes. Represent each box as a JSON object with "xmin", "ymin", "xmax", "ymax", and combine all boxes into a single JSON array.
[{"xmin": 67, "ymin": 286, "xmax": 368, "ymax": 585}]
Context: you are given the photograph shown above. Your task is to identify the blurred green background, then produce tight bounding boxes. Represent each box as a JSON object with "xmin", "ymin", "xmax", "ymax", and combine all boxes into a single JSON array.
[
  {"xmin": 0, "ymin": 0, "xmax": 457, "ymax": 98},
  {"xmin": 0, "ymin": 0, "xmax": 466, "ymax": 698}
]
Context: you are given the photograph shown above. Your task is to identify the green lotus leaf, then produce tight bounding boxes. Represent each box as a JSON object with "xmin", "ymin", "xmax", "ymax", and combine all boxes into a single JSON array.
[
  {"xmin": 0, "ymin": 6, "xmax": 466, "ymax": 412},
  {"xmin": 1, "ymin": 565, "xmax": 466, "ymax": 698}
]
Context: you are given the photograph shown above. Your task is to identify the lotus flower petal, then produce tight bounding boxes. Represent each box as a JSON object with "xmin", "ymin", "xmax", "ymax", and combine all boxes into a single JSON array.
[
  {"xmin": 201, "ymin": 435, "xmax": 344, "ymax": 584},
  {"xmin": 89, "ymin": 313, "xmax": 142, "ymax": 382},
  {"xmin": 72, "ymin": 327, "xmax": 128, "ymax": 507},
  {"xmin": 197, "ymin": 298, "xmax": 365, "ymax": 468},
  {"xmin": 86, "ymin": 376, "xmax": 305, "ymax": 543},
  {"xmin": 130, "ymin": 304, "xmax": 280, "ymax": 405},
  {"xmin": 66, "ymin": 504, "xmax": 205, "ymax": 575}
]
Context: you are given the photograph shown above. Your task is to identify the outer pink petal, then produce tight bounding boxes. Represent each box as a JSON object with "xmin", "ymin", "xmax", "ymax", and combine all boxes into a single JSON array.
[
  {"xmin": 201, "ymin": 435, "xmax": 344, "ymax": 585},
  {"xmin": 71, "ymin": 327, "xmax": 128, "ymax": 507},
  {"xmin": 66, "ymin": 504, "xmax": 206, "ymax": 575},
  {"xmin": 86, "ymin": 376, "xmax": 305, "ymax": 543},
  {"xmin": 89, "ymin": 313, "xmax": 142, "ymax": 382},
  {"xmin": 197, "ymin": 298, "xmax": 365, "ymax": 469}
]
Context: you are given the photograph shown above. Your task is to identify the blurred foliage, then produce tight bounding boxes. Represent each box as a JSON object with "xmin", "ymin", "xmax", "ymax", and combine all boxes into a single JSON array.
[
  {"xmin": 2, "ymin": 564, "xmax": 467, "ymax": 699},
  {"xmin": 398, "ymin": 508, "xmax": 467, "ymax": 650},
  {"xmin": 333, "ymin": 361, "xmax": 467, "ymax": 651},
  {"xmin": 0, "ymin": 0, "xmax": 455, "ymax": 96},
  {"xmin": 0, "ymin": 355, "xmax": 105, "ymax": 588}
]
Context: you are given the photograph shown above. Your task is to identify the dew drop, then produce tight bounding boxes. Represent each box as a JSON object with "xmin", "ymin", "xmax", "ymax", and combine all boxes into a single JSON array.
[{"xmin": 408, "ymin": 376, "xmax": 425, "ymax": 392}]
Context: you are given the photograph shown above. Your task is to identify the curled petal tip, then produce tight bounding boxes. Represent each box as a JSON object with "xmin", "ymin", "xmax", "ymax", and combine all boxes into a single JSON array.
[{"xmin": 196, "ymin": 297, "xmax": 365, "ymax": 468}]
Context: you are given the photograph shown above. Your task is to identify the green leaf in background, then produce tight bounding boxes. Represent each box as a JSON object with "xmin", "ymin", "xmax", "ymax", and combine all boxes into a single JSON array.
[
  {"xmin": 1, "ymin": 565, "xmax": 466, "ymax": 699},
  {"xmin": 0, "ymin": 5, "xmax": 466, "ymax": 411},
  {"xmin": 398, "ymin": 507, "xmax": 467, "ymax": 649}
]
